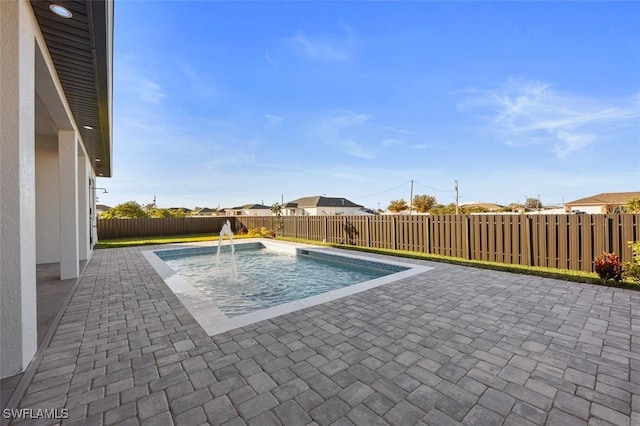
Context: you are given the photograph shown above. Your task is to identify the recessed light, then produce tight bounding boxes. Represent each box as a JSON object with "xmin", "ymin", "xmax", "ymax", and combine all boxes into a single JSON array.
[
  {"xmin": 83, "ymin": 125, "xmax": 94, "ymax": 130},
  {"xmin": 95, "ymin": 158, "xmax": 101, "ymax": 162},
  {"xmin": 49, "ymin": 4, "xmax": 72, "ymax": 19}
]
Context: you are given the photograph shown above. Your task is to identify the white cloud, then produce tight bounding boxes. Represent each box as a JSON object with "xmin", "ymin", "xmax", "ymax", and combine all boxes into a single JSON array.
[
  {"xmin": 312, "ymin": 110, "xmax": 416, "ymax": 160},
  {"xmin": 461, "ymin": 80, "xmax": 640, "ymax": 158},
  {"xmin": 134, "ymin": 79, "xmax": 165, "ymax": 104},
  {"xmin": 285, "ymin": 30, "xmax": 356, "ymax": 63},
  {"xmin": 344, "ymin": 140, "xmax": 376, "ymax": 160},
  {"xmin": 264, "ymin": 114, "xmax": 283, "ymax": 130},
  {"xmin": 176, "ymin": 60, "xmax": 217, "ymax": 98},
  {"xmin": 116, "ymin": 56, "xmax": 165, "ymax": 105}
]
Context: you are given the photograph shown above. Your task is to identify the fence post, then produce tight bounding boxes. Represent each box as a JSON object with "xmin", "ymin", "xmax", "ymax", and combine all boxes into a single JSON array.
[
  {"xmin": 425, "ymin": 216, "xmax": 430, "ymax": 254},
  {"xmin": 465, "ymin": 216, "xmax": 471, "ymax": 259},
  {"xmin": 324, "ymin": 216, "xmax": 328, "ymax": 243},
  {"xmin": 526, "ymin": 216, "xmax": 533, "ymax": 266},
  {"xmin": 605, "ymin": 216, "xmax": 611, "ymax": 253},
  {"xmin": 366, "ymin": 216, "xmax": 371, "ymax": 248},
  {"xmin": 344, "ymin": 216, "xmax": 348, "ymax": 244},
  {"xmin": 392, "ymin": 216, "xmax": 397, "ymax": 250}
]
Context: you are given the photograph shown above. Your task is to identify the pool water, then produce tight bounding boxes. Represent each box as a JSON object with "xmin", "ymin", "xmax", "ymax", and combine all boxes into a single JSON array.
[{"xmin": 161, "ymin": 247, "xmax": 395, "ymax": 317}]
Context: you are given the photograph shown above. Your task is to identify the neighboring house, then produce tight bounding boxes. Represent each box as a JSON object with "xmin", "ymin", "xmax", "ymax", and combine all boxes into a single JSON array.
[
  {"xmin": 282, "ymin": 196, "xmax": 367, "ymax": 216},
  {"xmin": 225, "ymin": 203, "xmax": 273, "ymax": 216},
  {"xmin": 169, "ymin": 207, "xmax": 192, "ymax": 214},
  {"xmin": 193, "ymin": 207, "xmax": 218, "ymax": 217},
  {"xmin": 96, "ymin": 204, "xmax": 112, "ymax": 217},
  {"xmin": 564, "ymin": 192, "xmax": 640, "ymax": 214},
  {"xmin": 1, "ymin": 0, "xmax": 113, "ymax": 378},
  {"xmin": 461, "ymin": 202, "xmax": 504, "ymax": 212}
]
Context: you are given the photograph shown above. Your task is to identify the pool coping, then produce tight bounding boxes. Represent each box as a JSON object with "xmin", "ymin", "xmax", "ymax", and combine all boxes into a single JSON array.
[{"xmin": 142, "ymin": 239, "xmax": 433, "ymax": 336}]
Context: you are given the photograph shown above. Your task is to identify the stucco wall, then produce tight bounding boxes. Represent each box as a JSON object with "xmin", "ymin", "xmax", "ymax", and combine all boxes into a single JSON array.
[
  {"xmin": 0, "ymin": 0, "xmax": 38, "ymax": 378},
  {"xmin": 35, "ymin": 137, "xmax": 60, "ymax": 263}
]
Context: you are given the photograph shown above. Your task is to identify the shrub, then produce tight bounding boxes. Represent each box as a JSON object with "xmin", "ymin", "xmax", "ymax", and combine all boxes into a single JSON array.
[
  {"xmin": 624, "ymin": 242, "xmax": 640, "ymax": 283},
  {"xmin": 260, "ymin": 227, "xmax": 275, "ymax": 238},
  {"xmin": 245, "ymin": 228, "xmax": 262, "ymax": 237},
  {"xmin": 594, "ymin": 252, "xmax": 623, "ymax": 284},
  {"xmin": 243, "ymin": 227, "xmax": 275, "ymax": 238}
]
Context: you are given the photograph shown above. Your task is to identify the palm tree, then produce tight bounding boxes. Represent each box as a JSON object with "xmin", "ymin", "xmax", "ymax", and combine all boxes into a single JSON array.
[
  {"xmin": 387, "ymin": 199, "xmax": 408, "ymax": 213},
  {"xmin": 413, "ymin": 195, "xmax": 437, "ymax": 213}
]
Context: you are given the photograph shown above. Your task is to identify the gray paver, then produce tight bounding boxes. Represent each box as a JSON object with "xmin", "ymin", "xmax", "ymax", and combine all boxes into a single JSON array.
[
  {"xmin": 11, "ymin": 245, "xmax": 640, "ymax": 426},
  {"xmin": 272, "ymin": 399, "xmax": 312, "ymax": 426}
]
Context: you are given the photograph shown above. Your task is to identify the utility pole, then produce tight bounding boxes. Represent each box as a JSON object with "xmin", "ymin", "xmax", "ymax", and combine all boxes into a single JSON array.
[
  {"xmin": 455, "ymin": 180, "xmax": 459, "ymax": 215},
  {"xmin": 537, "ymin": 194, "xmax": 541, "ymax": 213},
  {"xmin": 409, "ymin": 180, "xmax": 414, "ymax": 215}
]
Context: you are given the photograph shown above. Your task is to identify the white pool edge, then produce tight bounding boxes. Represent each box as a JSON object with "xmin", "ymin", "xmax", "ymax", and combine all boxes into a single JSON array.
[{"xmin": 142, "ymin": 239, "xmax": 433, "ymax": 336}]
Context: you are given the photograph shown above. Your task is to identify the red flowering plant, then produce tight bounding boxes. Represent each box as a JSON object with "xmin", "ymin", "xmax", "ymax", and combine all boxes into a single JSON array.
[{"xmin": 594, "ymin": 252, "xmax": 623, "ymax": 284}]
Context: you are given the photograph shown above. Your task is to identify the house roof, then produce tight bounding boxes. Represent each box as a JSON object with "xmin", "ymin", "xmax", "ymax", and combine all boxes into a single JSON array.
[
  {"xmin": 460, "ymin": 202, "xmax": 504, "ymax": 211},
  {"xmin": 96, "ymin": 204, "xmax": 111, "ymax": 211},
  {"xmin": 29, "ymin": 0, "xmax": 113, "ymax": 177},
  {"xmin": 286, "ymin": 196, "xmax": 362, "ymax": 208},
  {"xmin": 230, "ymin": 204, "xmax": 271, "ymax": 210},
  {"xmin": 196, "ymin": 207, "xmax": 217, "ymax": 213},
  {"xmin": 565, "ymin": 192, "xmax": 640, "ymax": 206}
]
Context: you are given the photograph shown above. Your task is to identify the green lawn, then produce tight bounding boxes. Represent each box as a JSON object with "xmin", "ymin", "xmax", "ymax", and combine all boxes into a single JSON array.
[
  {"xmin": 96, "ymin": 234, "xmax": 638, "ymax": 289},
  {"xmin": 95, "ymin": 233, "xmax": 248, "ymax": 248}
]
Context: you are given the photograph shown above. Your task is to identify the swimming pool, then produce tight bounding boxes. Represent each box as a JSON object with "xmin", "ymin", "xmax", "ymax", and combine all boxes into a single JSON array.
[
  {"xmin": 143, "ymin": 240, "xmax": 433, "ymax": 335},
  {"xmin": 156, "ymin": 243, "xmax": 405, "ymax": 317}
]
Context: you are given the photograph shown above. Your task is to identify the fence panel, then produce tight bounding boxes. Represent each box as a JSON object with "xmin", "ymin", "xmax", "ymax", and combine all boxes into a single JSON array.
[
  {"xmin": 369, "ymin": 216, "xmax": 394, "ymax": 249},
  {"xmin": 97, "ymin": 217, "xmax": 230, "ymax": 239},
  {"xmin": 237, "ymin": 216, "xmax": 269, "ymax": 231},
  {"xmin": 395, "ymin": 215, "xmax": 427, "ymax": 252},
  {"xmin": 612, "ymin": 214, "xmax": 639, "ymax": 261},
  {"xmin": 97, "ymin": 214, "xmax": 640, "ymax": 273},
  {"xmin": 307, "ymin": 217, "xmax": 325, "ymax": 241},
  {"xmin": 324, "ymin": 217, "xmax": 342, "ymax": 244},
  {"xmin": 343, "ymin": 216, "xmax": 369, "ymax": 246}
]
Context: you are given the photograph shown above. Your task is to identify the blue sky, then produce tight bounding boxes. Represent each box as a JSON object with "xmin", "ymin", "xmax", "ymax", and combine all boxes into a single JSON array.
[{"xmin": 98, "ymin": 1, "xmax": 640, "ymax": 210}]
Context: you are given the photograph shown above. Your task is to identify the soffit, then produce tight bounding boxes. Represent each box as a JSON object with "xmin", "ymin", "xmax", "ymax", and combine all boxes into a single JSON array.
[{"xmin": 29, "ymin": 0, "xmax": 113, "ymax": 177}]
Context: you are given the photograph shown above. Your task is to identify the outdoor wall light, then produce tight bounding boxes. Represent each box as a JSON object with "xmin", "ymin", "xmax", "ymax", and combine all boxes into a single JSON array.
[
  {"xmin": 93, "ymin": 187, "xmax": 108, "ymax": 194},
  {"xmin": 49, "ymin": 4, "xmax": 72, "ymax": 18}
]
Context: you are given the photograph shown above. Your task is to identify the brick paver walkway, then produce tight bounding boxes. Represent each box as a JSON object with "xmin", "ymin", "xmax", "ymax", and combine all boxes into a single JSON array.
[{"xmin": 9, "ymin": 245, "xmax": 640, "ymax": 425}]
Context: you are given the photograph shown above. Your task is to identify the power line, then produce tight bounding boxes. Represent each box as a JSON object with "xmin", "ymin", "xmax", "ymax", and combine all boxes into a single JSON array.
[
  {"xmin": 413, "ymin": 180, "xmax": 456, "ymax": 193},
  {"xmin": 353, "ymin": 181, "xmax": 411, "ymax": 200}
]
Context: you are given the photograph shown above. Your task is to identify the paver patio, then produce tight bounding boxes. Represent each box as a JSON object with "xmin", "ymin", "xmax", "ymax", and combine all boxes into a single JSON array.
[{"xmin": 6, "ymin": 244, "xmax": 640, "ymax": 425}]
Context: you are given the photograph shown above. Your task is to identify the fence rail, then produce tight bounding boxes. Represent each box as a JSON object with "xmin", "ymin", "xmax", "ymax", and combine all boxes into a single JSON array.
[{"xmin": 98, "ymin": 214, "xmax": 640, "ymax": 273}]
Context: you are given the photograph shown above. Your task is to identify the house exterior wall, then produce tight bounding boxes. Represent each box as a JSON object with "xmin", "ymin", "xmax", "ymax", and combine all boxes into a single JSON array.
[
  {"xmin": 0, "ymin": 0, "xmax": 38, "ymax": 378},
  {"xmin": 78, "ymin": 155, "xmax": 91, "ymax": 260},
  {"xmin": 35, "ymin": 140, "xmax": 61, "ymax": 263},
  {"xmin": 283, "ymin": 206, "xmax": 364, "ymax": 216},
  {"xmin": 244, "ymin": 209, "xmax": 272, "ymax": 216},
  {"xmin": 565, "ymin": 205, "xmax": 608, "ymax": 214},
  {"xmin": 1, "ymin": 0, "xmax": 102, "ymax": 379}
]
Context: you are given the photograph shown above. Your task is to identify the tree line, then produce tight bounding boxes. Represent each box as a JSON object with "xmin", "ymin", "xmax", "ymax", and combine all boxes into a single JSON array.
[
  {"xmin": 100, "ymin": 201, "xmax": 214, "ymax": 219},
  {"xmin": 385, "ymin": 196, "xmax": 640, "ymax": 214},
  {"xmin": 101, "ymin": 197, "xmax": 640, "ymax": 219}
]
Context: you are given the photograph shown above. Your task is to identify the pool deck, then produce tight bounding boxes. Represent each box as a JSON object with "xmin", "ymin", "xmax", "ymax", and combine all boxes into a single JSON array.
[{"xmin": 4, "ymin": 242, "xmax": 640, "ymax": 425}]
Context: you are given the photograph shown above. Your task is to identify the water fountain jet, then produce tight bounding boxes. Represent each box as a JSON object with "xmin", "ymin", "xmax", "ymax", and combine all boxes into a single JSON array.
[{"xmin": 217, "ymin": 220, "xmax": 237, "ymax": 279}]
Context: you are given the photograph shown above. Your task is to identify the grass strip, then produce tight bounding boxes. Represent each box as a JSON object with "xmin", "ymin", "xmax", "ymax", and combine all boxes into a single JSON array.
[
  {"xmin": 97, "ymin": 234, "xmax": 639, "ymax": 289},
  {"xmin": 277, "ymin": 236, "xmax": 640, "ymax": 289},
  {"xmin": 95, "ymin": 233, "xmax": 250, "ymax": 248}
]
